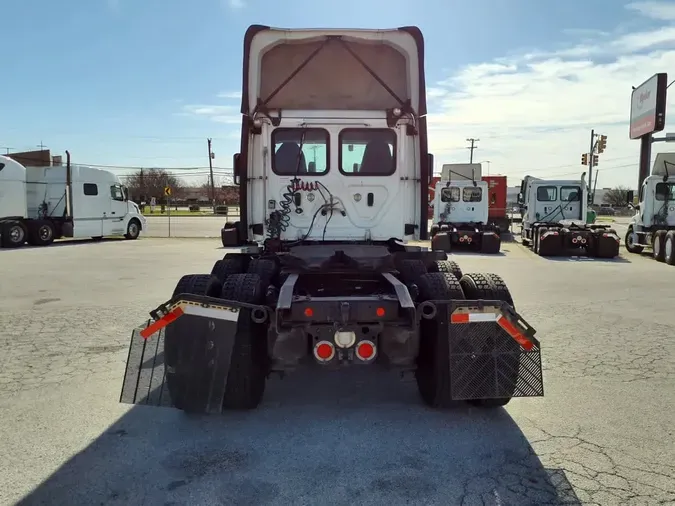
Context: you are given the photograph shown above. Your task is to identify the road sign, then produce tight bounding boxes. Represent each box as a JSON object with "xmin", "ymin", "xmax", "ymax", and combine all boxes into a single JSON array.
[{"xmin": 164, "ymin": 186, "xmax": 172, "ymax": 196}]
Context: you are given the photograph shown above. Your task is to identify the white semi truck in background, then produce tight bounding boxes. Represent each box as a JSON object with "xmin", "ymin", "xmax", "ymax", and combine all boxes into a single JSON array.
[
  {"xmin": 518, "ymin": 174, "xmax": 620, "ymax": 258},
  {"xmin": 0, "ymin": 153, "xmax": 146, "ymax": 248},
  {"xmin": 430, "ymin": 163, "xmax": 501, "ymax": 253},
  {"xmin": 625, "ymin": 152, "xmax": 675, "ymax": 264}
]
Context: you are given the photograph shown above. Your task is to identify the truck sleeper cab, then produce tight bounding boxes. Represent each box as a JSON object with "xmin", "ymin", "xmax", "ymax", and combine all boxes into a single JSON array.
[{"xmin": 0, "ymin": 154, "xmax": 146, "ymax": 248}]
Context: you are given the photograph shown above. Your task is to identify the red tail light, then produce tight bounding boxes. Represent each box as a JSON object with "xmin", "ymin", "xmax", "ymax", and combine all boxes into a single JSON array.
[{"xmin": 356, "ymin": 340, "xmax": 376, "ymax": 361}]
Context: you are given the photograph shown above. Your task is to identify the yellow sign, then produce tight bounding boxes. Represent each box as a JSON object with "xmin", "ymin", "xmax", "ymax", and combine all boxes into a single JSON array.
[{"xmin": 164, "ymin": 186, "xmax": 172, "ymax": 197}]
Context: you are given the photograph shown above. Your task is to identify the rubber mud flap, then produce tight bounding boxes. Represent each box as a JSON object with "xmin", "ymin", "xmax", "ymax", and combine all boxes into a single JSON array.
[
  {"xmin": 434, "ymin": 301, "xmax": 544, "ymax": 401},
  {"xmin": 431, "ymin": 231, "xmax": 452, "ymax": 252},
  {"xmin": 120, "ymin": 313, "xmax": 239, "ymax": 413}
]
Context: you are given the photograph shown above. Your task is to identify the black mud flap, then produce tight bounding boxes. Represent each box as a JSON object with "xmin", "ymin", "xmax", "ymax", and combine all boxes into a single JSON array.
[
  {"xmin": 119, "ymin": 294, "xmax": 269, "ymax": 413},
  {"xmin": 420, "ymin": 300, "xmax": 543, "ymax": 400}
]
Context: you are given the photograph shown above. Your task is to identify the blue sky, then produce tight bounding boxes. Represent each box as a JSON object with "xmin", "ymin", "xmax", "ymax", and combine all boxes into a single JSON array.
[{"xmin": 2, "ymin": 0, "xmax": 675, "ymax": 188}]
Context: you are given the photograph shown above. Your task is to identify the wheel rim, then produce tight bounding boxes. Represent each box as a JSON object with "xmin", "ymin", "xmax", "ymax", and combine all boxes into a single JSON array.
[
  {"xmin": 39, "ymin": 225, "xmax": 52, "ymax": 241},
  {"xmin": 654, "ymin": 236, "xmax": 661, "ymax": 256},
  {"xmin": 129, "ymin": 223, "xmax": 138, "ymax": 236},
  {"xmin": 666, "ymin": 237, "xmax": 673, "ymax": 259},
  {"xmin": 626, "ymin": 232, "xmax": 633, "ymax": 247},
  {"xmin": 10, "ymin": 226, "xmax": 24, "ymax": 243}
]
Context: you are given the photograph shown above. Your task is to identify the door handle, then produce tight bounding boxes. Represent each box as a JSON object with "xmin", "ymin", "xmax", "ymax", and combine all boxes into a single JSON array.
[{"xmin": 111, "ymin": 212, "xmax": 116, "ymax": 215}]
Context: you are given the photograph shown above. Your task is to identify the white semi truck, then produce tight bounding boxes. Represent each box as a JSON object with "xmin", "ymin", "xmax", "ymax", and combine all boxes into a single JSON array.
[
  {"xmin": 0, "ymin": 152, "xmax": 146, "ymax": 248},
  {"xmin": 625, "ymin": 152, "xmax": 675, "ymax": 264},
  {"xmin": 119, "ymin": 24, "xmax": 544, "ymax": 415},
  {"xmin": 429, "ymin": 163, "xmax": 501, "ymax": 253},
  {"xmin": 518, "ymin": 174, "xmax": 620, "ymax": 257}
]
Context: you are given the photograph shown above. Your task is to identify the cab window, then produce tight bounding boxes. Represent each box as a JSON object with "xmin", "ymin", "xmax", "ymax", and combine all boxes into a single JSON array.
[
  {"xmin": 536, "ymin": 186, "xmax": 557, "ymax": 201},
  {"xmin": 339, "ymin": 129, "xmax": 396, "ymax": 176},
  {"xmin": 462, "ymin": 187, "xmax": 482, "ymax": 202},
  {"xmin": 560, "ymin": 186, "xmax": 581, "ymax": 202},
  {"xmin": 111, "ymin": 185, "xmax": 125, "ymax": 201},
  {"xmin": 655, "ymin": 183, "xmax": 675, "ymax": 201},
  {"xmin": 441, "ymin": 187, "xmax": 460, "ymax": 202},
  {"xmin": 271, "ymin": 128, "xmax": 329, "ymax": 176}
]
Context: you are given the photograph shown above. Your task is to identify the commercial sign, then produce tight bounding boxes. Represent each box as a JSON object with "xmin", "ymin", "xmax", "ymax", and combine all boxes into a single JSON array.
[{"xmin": 629, "ymin": 73, "xmax": 668, "ymax": 139}]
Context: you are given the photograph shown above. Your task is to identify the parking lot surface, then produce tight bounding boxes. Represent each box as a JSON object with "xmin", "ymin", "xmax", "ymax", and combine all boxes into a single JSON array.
[{"xmin": 0, "ymin": 238, "xmax": 673, "ymax": 506}]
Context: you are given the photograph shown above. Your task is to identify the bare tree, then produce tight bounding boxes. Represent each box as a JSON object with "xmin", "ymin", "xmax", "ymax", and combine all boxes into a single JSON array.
[
  {"xmin": 123, "ymin": 168, "xmax": 184, "ymax": 202},
  {"xmin": 199, "ymin": 176, "xmax": 239, "ymax": 205},
  {"xmin": 603, "ymin": 186, "xmax": 631, "ymax": 207}
]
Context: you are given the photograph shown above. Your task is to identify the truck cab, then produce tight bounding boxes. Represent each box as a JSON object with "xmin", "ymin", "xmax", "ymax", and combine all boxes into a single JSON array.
[
  {"xmin": 224, "ymin": 26, "xmax": 431, "ymax": 248},
  {"xmin": 517, "ymin": 175, "xmax": 618, "ymax": 257},
  {"xmin": 625, "ymin": 152, "xmax": 675, "ymax": 262}
]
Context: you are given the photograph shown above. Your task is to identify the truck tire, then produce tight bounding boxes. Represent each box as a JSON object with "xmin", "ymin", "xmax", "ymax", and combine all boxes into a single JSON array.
[
  {"xmin": 664, "ymin": 231, "xmax": 675, "ymax": 265},
  {"xmin": 164, "ymin": 274, "xmax": 224, "ymax": 413},
  {"xmin": 428, "ymin": 259, "xmax": 463, "ymax": 281},
  {"xmin": 28, "ymin": 220, "xmax": 55, "ymax": 247},
  {"xmin": 247, "ymin": 258, "xmax": 278, "ymax": 287},
  {"xmin": 211, "ymin": 255, "xmax": 246, "ymax": 283},
  {"xmin": 399, "ymin": 259, "xmax": 427, "ymax": 284},
  {"xmin": 624, "ymin": 227, "xmax": 643, "ymax": 254},
  {"xmin": 458, "ymin": 272, "xmax": 518, "ymax": 408},
  {"xmin": 125, "ymin": 219, "xmax": 141, "ymax": 240},
  {"xmin": 653, "ymin": 230, "xmax": 667, "ymax": 262},
  {"xmin": 415, "ymin": 272, "xmax": 466, "ymax": 408},
  {"xmin": 1, "ymin": 221, "xmax": 27, "ymax": 248},
  {"xmin": 220, "ymin": 273, "xmax": 269, "ymax": 410},
  {"xmin": 171, "ymin": 273, "xmax": 222, "ymax": 298}
]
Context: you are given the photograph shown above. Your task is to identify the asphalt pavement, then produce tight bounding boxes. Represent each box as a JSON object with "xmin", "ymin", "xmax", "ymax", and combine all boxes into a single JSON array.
[{"xmin": 0, "ymin": 238, "xmax": 673, "ymax": 506}]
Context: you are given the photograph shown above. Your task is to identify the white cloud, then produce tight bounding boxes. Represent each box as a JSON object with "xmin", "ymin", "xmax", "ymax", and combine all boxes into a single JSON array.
[
  {"xmin": 426, "ymin": 2, "xmax": 675, "ymax": 188},
  {"xmin": 182, "ymin": 2, "xmax": 675, "ymax": 188},
  {"xmin": 226, "ymin": 0, "xmax": 245, "ymax": 9},
  {"xmin": 626, "ymin": 1, "xmax": 675, "ymax": 20},
  {"xmin": 217, "ymin": 91, "xmax": 242, "ymax": 100}
]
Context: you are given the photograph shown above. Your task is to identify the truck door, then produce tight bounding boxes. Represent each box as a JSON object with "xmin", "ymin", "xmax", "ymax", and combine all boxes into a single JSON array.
[
  {"xmin": 560, "ymin": 185, "xmax": 583, "ymax": 220},
  {"xmin": 106, "ymin": 183, "xmax": 128, "ymax": 235}
]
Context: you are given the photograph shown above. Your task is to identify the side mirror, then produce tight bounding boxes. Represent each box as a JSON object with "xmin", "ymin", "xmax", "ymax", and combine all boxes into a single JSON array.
[
  {"xmin": 233, "ymin": 153, "xmax": 241, "ymax": 185},
  {"xmin": 517, "ymin": 192, "xmax": 523, "ymax": 203},
  {"xmin": 626, "ymin": 190, "xmax": 634, "ymax": 204}
]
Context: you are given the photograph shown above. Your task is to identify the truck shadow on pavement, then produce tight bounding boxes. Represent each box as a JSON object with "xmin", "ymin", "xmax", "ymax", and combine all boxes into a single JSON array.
[
  {"xmin": 17, "ymin": 368, "xmax": 581, "ymax": 506},
  {"xmin": 541, "ymin": 255, "xmax": 631, "ymax": 264},
  {"xmin": 0, "ymin": 238, "xmax": 124, "ymax": 252}
]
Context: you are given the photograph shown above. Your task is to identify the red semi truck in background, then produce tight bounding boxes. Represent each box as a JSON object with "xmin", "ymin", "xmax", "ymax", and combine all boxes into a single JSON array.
[{"xmin": 428, "ymin": 174, "xmax": 510, "ymax": 231}]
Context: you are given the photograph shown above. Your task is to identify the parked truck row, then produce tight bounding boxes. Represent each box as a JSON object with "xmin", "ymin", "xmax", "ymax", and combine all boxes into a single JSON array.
[{"xmin": 0, "ymin": 153, "xmax": 146, "ymax": 248}]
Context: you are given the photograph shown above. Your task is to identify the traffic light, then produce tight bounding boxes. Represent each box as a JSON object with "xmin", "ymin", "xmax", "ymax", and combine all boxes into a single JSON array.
[
  {"xmin": 581, "ymin": 153, "xmax": 588, "ymax": 165},
  {"xmin": 597, "ymin": 135, "xmax": 607, "ymax": 154},
  {"xmin": 593, "ymin": 154, "xmax": 599, "ymax": 166}
]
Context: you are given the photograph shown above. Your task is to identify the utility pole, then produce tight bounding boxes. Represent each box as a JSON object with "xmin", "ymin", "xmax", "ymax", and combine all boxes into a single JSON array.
[
  {"xmin": 587, "ymin": 129, "xmax": 596, "ymax": 200},
  {"xmin": 207, "ymin": 138, "xmax": 216, "ymax": 213},
  {"xmin": 466, "ymin": 138, "xmax": 479, "ymax": 163}
]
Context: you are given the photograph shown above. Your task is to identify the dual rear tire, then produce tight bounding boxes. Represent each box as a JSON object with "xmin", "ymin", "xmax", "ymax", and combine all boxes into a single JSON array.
[{"xmin": 414, "ymin": 270, "xmax": 518, "ymax": 409}]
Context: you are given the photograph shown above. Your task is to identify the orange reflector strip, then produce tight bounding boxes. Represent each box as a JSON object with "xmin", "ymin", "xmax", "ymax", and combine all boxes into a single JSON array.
[
  {"xmin": 496, "ymin": 315, "xmax": 534, "ymax": 351},
  {"xmin": 140, "ymin": 307, "xmax": 184, "ymax": 340},
  {"xmin": 450, "ymin": 313, "xmax": 498, "ymax": 323}
]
